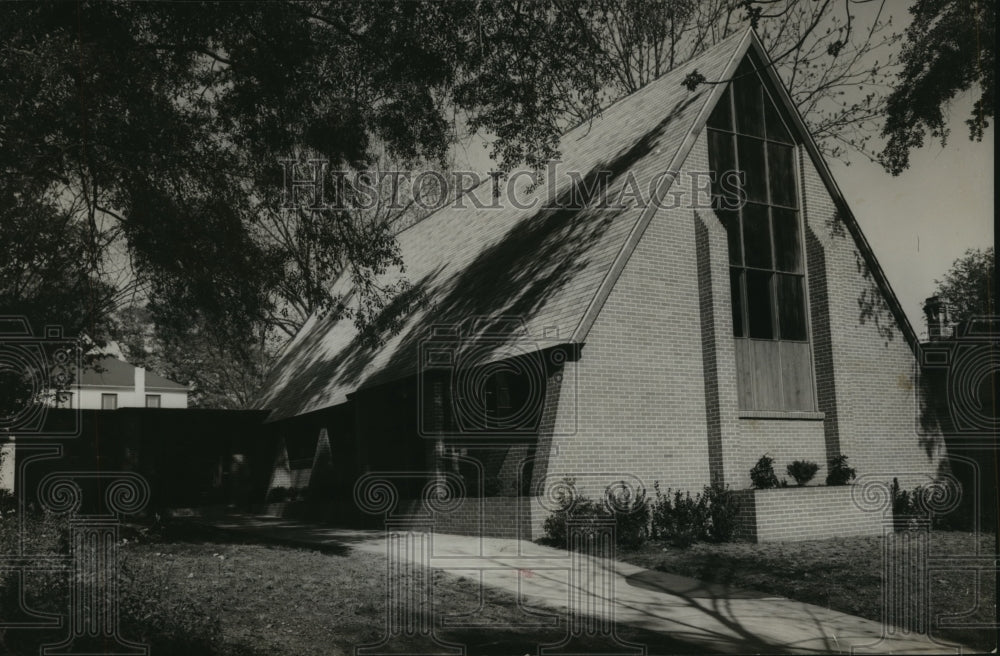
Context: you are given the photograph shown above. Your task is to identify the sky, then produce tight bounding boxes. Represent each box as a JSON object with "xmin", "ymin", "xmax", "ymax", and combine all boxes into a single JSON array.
[
  {"xmin": 782, "ymin": 1, "xmax": 993, "ymax": 339},
  {"xmin": 828, "ymin": 94, "xmax": 994, "ymax": 338},
  {"xmin": 756, "ymin": 0, "xmax": 994, "ymax": 336}
]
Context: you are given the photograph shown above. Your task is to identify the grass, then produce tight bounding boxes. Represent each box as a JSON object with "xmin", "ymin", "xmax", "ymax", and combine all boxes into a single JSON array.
[
  {"xmin": 6, "ymin": 513, "xmax": 994, "ymax": 654},
  {"xmin": 621, "ymin": 530, "xmax": 997, "ymax": 653},
  {"xmin": 1, "ymin": 518, "xmax": 702, "ymax": 655}
]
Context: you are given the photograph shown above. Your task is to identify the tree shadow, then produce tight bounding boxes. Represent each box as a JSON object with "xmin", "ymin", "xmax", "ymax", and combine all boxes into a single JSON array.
[
  {"xmin": 156, "ymin": 517, "xmax": 359, "ymax": 556},
  {"xmin": 257, "ymin": 94, "xmax": 703, "ymax": 419}
]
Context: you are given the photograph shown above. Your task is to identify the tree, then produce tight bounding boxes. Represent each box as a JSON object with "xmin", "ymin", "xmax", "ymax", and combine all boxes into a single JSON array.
[
  {"xmin": 544, "ymin": 0, "xmax": 901, "ymax": 161},
  {"xmin": 880, "ymin": 0, "xmax": 995, "ymax": 175},
  {"xmin": 3, "ymin": 1, "xmax": 913, "ymax": 406},
  {"xmin": 114, "ymin": 303, "xmax": 273, "ymax": 409},
  {"xmin": 0, "ymin": 188, "xmax": 119, "ymax": 341},
  {"xmin": 933, "ymin": 247, "xmax": 995, "ymax": 323},
  {"xmin": 0, "ymin": 2, "xmax": 602, "ymax": 322},
  {"xmin": 456, "ymin": 0, "xmax": 902, "ymax": 169}
]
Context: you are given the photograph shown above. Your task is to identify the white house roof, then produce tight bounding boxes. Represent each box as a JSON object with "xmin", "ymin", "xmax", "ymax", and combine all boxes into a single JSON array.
[{"xmin": 80, "ymin": 355, "xmax": 188, "ymax": 391}]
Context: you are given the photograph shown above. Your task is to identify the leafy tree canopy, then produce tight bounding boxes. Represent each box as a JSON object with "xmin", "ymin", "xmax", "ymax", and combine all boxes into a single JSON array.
[
  {"xmin": 933, "ymin": 247, "xmax": 995, "ymax": 323},
  {"xmin": 880, "ymin": 0, "xmax": 995, "ymax": 174},
  {"xmin": 1, "ymin": 0, "xmax": 908, "ymax": 406}
]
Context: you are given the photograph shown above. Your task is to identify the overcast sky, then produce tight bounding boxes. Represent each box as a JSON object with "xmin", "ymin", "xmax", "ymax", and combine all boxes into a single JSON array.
[
  {"xmin": 777, "ymin": 1, "xmax": 994, "ymax": 338},
  {"xmin": 829, "ymin": 93, "xmax": 993, "ymax": 338}
]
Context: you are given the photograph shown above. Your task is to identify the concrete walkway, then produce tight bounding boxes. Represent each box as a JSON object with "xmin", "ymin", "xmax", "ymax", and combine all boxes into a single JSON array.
[{"xmin": 192, "ymin": 514, "xmax": 974, "ymax": 655}]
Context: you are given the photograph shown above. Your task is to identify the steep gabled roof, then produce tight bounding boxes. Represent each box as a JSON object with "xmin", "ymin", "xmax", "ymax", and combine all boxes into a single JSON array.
[
  {"xmin": 80, "ymin": 355, "xmax": 189, "ymax": 392},
  {"xmin": 255, "ymin": 28, "xmax": 917, "ymax": 422}
]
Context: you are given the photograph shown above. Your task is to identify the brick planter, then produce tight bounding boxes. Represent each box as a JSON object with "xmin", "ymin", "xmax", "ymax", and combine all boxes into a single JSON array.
[{"xmin": 734, "ymin": 485, "xmax": 883, "ymax": 542}]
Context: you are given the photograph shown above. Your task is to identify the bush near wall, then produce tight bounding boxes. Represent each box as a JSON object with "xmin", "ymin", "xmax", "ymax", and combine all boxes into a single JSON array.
[
  {"xmin": 541, "ymin": 483, "xmax": 650, "ymax": 550},
  {"xmin": 750, "ymin": 455, "xmax": 785, "ymax": 489},
  {"xmin": 541, "ymin": 481, "xmax": 739, "ymax": 550},
  {"xmin": 650, "ymin": 483, "xmax": 740, "ymax": 546},
  {"xmin": 890, "ymin": 477, "xmax": 968, "ymax": 532}
]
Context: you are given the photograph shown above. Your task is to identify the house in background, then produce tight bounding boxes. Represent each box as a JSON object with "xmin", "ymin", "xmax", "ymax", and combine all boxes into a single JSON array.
[
  {"xmin": 254, "ymin": 29, "xmax": 949, "ymax": 541},
  {"xmin": 68, "ymin": 355, "xmax": 189, "ymax": 410},
  {"xmin": 1, "ymin": 356, "xmax": 190, "ymax": 492}
]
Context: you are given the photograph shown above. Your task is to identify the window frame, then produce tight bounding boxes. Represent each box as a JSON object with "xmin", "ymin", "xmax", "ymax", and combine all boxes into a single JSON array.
[
  {"xmin": 707, "ymin": 56, "xmax": 818, "ymax": 411},
  {"xmin": 101, "ymin": 393, "xmax": 118, "ymax": 410},
  {"xmin": 145, "ymin": 394, "xmax": 161, "ymax": 409}
]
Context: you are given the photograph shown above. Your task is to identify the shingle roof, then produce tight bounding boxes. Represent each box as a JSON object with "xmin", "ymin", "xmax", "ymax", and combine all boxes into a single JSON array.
[
  {"xmin": 80, "ymin": 355, "xmax": 188, "ymax": 391},
  {"xmin": 254, "ymin": 31, "xmax": 749, "ymax": 421}
]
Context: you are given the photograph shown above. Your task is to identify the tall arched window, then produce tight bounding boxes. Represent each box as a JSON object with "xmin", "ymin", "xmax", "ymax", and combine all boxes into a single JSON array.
[{"xmin": 707, "ymin": 56, "xmax": 816, "ymax": 412}]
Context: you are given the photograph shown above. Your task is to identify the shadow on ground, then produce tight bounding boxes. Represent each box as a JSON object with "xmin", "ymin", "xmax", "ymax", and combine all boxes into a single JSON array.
[
  {"xmin": 626, "ymin": 569, "xmax": 774, "ymax": 600},
  {"xmin": 132, "ymin": 518, "xmax": 377, "ymax": 557}
]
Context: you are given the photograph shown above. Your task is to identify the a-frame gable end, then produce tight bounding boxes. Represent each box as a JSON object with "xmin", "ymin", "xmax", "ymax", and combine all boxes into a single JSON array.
[{"xmin": 570, "ymin": 28, "xmax": 917, "ymax": 354}]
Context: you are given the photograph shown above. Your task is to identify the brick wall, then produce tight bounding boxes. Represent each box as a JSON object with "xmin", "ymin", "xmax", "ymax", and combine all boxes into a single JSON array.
[
  {"xmin": 735, "ymin": 486, "xmax": 885, "ymax": 542},
  {"xmin": 798, "ymin": 141, "xmax": 943, "ymax": 491},
  {"xmin": 736, "ymin": 417, "xmax": 826, "ymax": 485},
  {"xmin": 528, "ymin": 125, "xmax": 945, "ymax": 540},
  {"xmin": 539, "ymin": 189, "xmax": 713, "ymax": 501},
  {"xmin": 270, "ymin": 97, "xmax": 946, "ymax": 544}
]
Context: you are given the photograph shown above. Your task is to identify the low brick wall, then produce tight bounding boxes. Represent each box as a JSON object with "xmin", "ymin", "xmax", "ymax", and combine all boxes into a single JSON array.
[{"xmin": 735, "ymin": 485, "xmax": 884, "ymax": 542}]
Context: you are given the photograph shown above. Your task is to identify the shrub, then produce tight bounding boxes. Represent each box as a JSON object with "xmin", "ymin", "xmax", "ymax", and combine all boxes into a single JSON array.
[
  {"xmin": 650, "ymin": 483, "xmax": 742, "ymax": 545},
  {"xmin": 702, "ymin": 483, "xmax": 741, "ymax": 542},
  {"xmin": 542, "ymin": 496, "xmax": 612, "ymax": 549},
  {"xmin": 891, "ymin": 477, "xmax": 924, "ymax": 531},
  {"xmin": 650, "ymin": 484, "xmax": 707, "ymax": 547},
  {"xmin": 825, "ymin": 455, "xmax": 856, "ymax": 486},
  {"xmin": 542, "ymin": 480, "xmax": 650, "ymax": 550},
  {"xmin": 605, "ymin": 483, "xmax": 650, "ymax": 549},
  {"xmin": 786, "ymin": 460, "xmax": 820, "ymax": 486},
  {"xmin": 750, "ymin": 455, "xmax": 782, "ymax": 489},
  {"xmin": 0, "ymin": 489, "xmax": 14, "ymax": 513},
  {"xmin": 890, "ymin": 478, "xmax": 961, "ymax": 531}
]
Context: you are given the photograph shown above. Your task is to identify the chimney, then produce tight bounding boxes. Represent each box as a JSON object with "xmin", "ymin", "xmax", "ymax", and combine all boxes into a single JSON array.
[
  {"xmin": 135, "ymin": 366, "xmax": 146, "ymax": 397},
  {"xmin": 923, "ymin": 295, "xmax": 950, "ymax": 340}
]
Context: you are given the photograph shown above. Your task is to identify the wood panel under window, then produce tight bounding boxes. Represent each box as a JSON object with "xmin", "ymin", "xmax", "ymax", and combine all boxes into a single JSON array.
[
  {"xmin": 734, "ymin": 339, "xmax": 817, "ymax": 411},
  {"xmin": 780, "ymin": 341, "xmax": 816, "ymax": 409}
]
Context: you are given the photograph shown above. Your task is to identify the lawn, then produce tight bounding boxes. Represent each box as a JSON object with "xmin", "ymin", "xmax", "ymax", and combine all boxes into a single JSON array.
[
  {"xmin": 621, "ymin": 530, "xmax": 997, "ymax": 653},
  {"xmin": 0, "ymin": 518, "xmax": 701, "ymax": 655}
]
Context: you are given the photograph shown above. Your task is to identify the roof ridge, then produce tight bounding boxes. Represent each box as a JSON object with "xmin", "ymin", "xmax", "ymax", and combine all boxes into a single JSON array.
[
  {"xmin": 560, "ymin": 28, "xmax": 751, "ymax": 139},
  {"xmin": 571, "ymin": 28, "xmax": 753, "ymax": 343}
]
